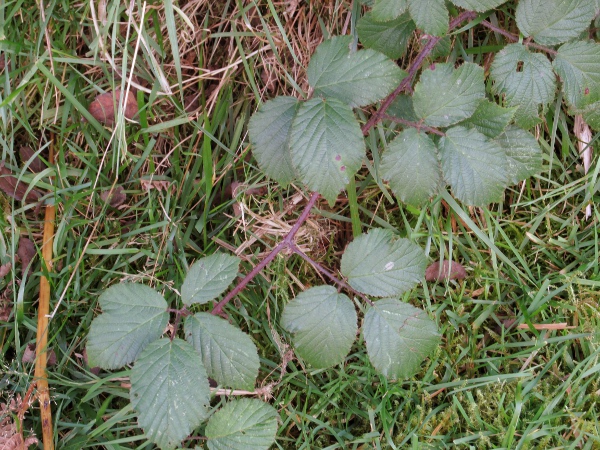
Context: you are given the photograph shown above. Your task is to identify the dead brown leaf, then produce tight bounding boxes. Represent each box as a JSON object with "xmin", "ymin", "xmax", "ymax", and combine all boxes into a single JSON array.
[
  {"xmin": 140, "ymin": 179, "xmax": 174, "ymax": 193},
  {"xmin": 0, "ymin": 54, "xmax": 5, "ymax": 71},
  {"xmin": 19, "ymin": 146, "xmax": 44, "ymax": 173},
  {"xmin": 17, "ymin": 237, "xmax": 36, "ymax": 278},
  {"xmin": 21, "ymin": 343, "xmax": 57, "ymax": 366},
  {"xmin": 100, "ymin": 185, "xmax": 126, "ymax": 208},
  {"xmin": 0, "ymin": 397, "xmax": 38, "ymax": 450},
  {"xmin": 87, "ymin": 89, "xmax": 138, "ymax": 125},
  {"xmin": 0, "ymin": 262, "xmax": 11, "ymax": 279},
  {"xmin": 425, "ymin": 261, "xmax": 466, "ymax": 282},
  {"xmin": 0, "ymin": 162, "xmax": 42, "ymax": 203}
]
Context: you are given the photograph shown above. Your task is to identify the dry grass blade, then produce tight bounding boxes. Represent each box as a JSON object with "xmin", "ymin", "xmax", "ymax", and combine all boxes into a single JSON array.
[{"xmin": 574, "ymin": 115, "xmax": 593, "ymax": 219}]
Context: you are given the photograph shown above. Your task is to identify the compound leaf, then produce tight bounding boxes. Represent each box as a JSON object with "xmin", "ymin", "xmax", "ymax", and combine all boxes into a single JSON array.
[
  {"xmin": 490, "ymin": 44, "xmax": 555, "ymax": 129},
  {"xmin": 308, "ymin": 36, "xmax": 405, "ymax": 108},
  {"xmin": 449, "ymin": 0, "xmax": 508, "ymax": 10},
  {"xmin": 206, "ymin": 399, "xmax": 278, "ymax": 450},
  {"xmin": 357, "ymin": 12, "xmax": 415, "ymax": 60},
  {"xmin": 87, "ymin": 283, "xmax": 169, "ymax": 370},
  {"xmin": 439, "ymin": 126, "xmax": 508, "ymax": 206},
  {"xmin": 380, "ymin": 129, "xmax": 442, "ymax": 206},
  {"xmin": 371, "ymin": 0, "xmax": 408, "ymax": 22},
  {"xmin": 289, "ymin": 97, "xmax": 365, "ymax": 204},
  {"xmin": 363, "ymin": 298, "xmax": 440, "ymax": 380},
  {"xmin": 408, "ymin": 0, "xmax": 448, "ymax": 36},
  {"xmin": 494, "ymin": 125, "xmax": 543, "ymax": 184},
  {"xmin": 248, "ymin": 96, "xmax": 300, "ymax": 187},
  {"xmin": 341, "ymin": 228, "xmax": 426, "ymax": 297},
  {"xmin": 516, "ymin": 0, "xmax": 595, "ymax": 46},
  {"xmin": 181, "ymin": 253, "xmax": 240, "ymax": 306},
  {"xmin": 413, "ymin": 62, "xmax": 485, "ymax": 127},
  {"xmin": 459, "ymin": 99, "xmax": 516, "ymax": 138},
  {"xmin": 130, "ymin": 338, "xmax": 210, "ymax": 450},
  {"xmin": 553, "ymin": 40, "xmax": 600, "ymax": 109},
  {"xmin": 281, "ymin": 286, "xmax": 357, "ymax": 368},
  {"xmin": 184, "ymin": 313, "xmax": 259, "ymax": 390}
]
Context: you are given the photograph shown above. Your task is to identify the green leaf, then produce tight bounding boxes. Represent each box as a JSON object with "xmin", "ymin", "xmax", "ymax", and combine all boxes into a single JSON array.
[
  {"xmin": 181, "ymin": 253, "xmax": 240, "ymax": 306},
  {"xmin": 363, "ymin": 298, "xmax": 440, "ymax": 380},
  {"xmin": 130, "ymin": 338, "xmax": 210, "ymax": 450},
  {"xmin": 184, "ymin": 313, "xmax": 259, "ymax": 390},
  {"xmin": 494, "ymin": 125, "xmax": 543, "ymax": 185},
  {"xmin": 371, "ymin": 0, "xmax": 408, "ymax": 22},
  {"xmin": 289, "ymin": 98, "xmax": 365, "ymax": 204},
  {"xmin": 308, "ymin": 36, "xmax": 405, "ymax": 108},
  {"xmin": 439, "ymin": 126, "xmax": 508, "ymax": 206},
  {"xmin": 206, "ymin": 399, "xmax": 278, "ymax": 450},
  {"xmin": 281, "ymin": 286, "xmax": 357, "ymax": 368},
  {"xmin": 341, "ymin": 228, "xmax": 426, "ymax": 297},
  {"xmin": 248, "ymin": 96, "xmax": 300, "ymax": 187},
  {"xmin": 553, "ymin": 41, "xmax": 600, "ymax": 109},
  {"xmin": 516, "ymin": 0, "xmax": 595, "ymax": 46},
  {"xmin": 386, "ymin": 95, "xmax": 418, "ymax": 122},
  {"xmin": 357, "ymin": 12, "xmax": 415, "ymax": 60},
  {"xmin": 413, "ymin": 62, "xmax": 485, "ymax": 127},
  {"xmin": 380, "ymin": 129, "xmax": 442, "ymax": 206},
  {"xmin": 570, "ymin": 99, "xmax": 600, "ymax": 129},
  {"xmin": 87, "ymin": 283, "xmax": 169, "ymax": 370},
  {"xmin": 408, "ymin": 0, "xmax": 448, "ymax": 36},
  {"xmin": 490, "ymin": 44, "xmax": 555, "ymax": 129},
  {"xmin": 459, "ymin": 99, "xmax": 516, "ymax": 138},
  {"xmin": 449, "ymin": 0, "xmax": 508, "ymax": 11}
]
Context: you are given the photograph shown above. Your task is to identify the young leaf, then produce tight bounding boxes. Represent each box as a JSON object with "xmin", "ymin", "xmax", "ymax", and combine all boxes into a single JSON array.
[
  {"xmin": 184, "ymin": 312, "xmax": 259, "ymax": 390},
  {"xmin": 205, "ymin": 399, "xmax": 278, "ymax": 450},
  {"xmin": 248, "ymin": 96, "xmax": 300, "ymax": 187},
  {"xmin": 289, "ymin": 98, "xmax": 365, "ymax": 204},
  {"xmin": 516, "ymin": 0, "xmax": 595, "ymax": 46},
  {"xmin": 459, "ymin": 99, "xmax": 516, "ymax": 138},
  {"xmin": 494, "ymin": 125, "xmax": 543, "ymax": 185},
  {"xmin": 439, "ymin": 126, "xmax": 508, "ymax": 206},
  {"xmin": 340, "ymin": 228, "xmax": 426, "ymax": 297},
  {"xmin": 449, "ymin": 0, "xmax": 508, "ymax": 11},
  {"xmin": 553, "ymin": 41, "xmax": 600, "ymax": 109},
  {"xmin": 181, "ymin": 253, "xmax": 240, "ymax": 306},
  {"xmin": 307, "ymin": 36, "xmax": 405, "ymax": 108},
  {"xmin": 380, "ymin": 129, "xmax": 442, "ymax": 206},
  {"xmin": 130, "ymin": 338, "xmax": 210, "ymax": 450},
  {"xmin": 87, "ymin": 283, "xmax": 169, "ymax": 370},
  {"xmin": 490, "ymin": 44, "xmax": 555, "ymax": 129},
  {"xmin": 408, "ymin": 0, "xmax": 448, "ymax": 36},
  {"xmin": 413, "ymin": 62, "xmax": 485, "ymax": 127},
  {"xmin": 357, "ymin": 12, "xmax": 415, "ymax": 60},
  {"xmin": 371, "ymin": 0, "xmax": 408, "ymax": 22},
  {"xmin": 281, "ymin": 286, "xmax": 357, "ymax": 368},
  {"xmin": 363, "ymin": 298, "xmax": 440, "ymax": 380}
]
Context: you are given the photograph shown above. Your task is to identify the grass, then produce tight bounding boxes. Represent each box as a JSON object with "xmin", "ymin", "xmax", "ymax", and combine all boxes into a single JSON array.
[{"xmin": 1, "ymin": 0, "xmax": 599, "ymax": 449}]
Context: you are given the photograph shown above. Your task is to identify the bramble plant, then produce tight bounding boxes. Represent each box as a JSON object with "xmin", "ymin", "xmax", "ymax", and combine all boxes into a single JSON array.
[{"xmin": 86, "ymin": 0, "xmax": 600, "ymax": 448}]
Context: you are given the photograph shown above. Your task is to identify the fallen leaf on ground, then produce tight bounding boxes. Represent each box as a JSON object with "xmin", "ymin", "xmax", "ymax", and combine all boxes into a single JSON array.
[
  {"xmin": 0, "ymin": 397, "xmax": 38, "ymax": 450},
  {"xmin": 100, "ymin": 185, "xmax": 126, "ymax": 208},
  {"xmin": 425, "ymin": 261, "xmax": 466, "ymax": 282},
  {"xmin": 0, "ymin": 162, "xmax": 42, "ymax": 203},
  {"xmin": 0, "ymin": 262, "xmax": 11, "ymax": 278},
  {"xmin": 140, "ymin": 179, "xmax": 173, "ymax": 193},
  {"xmin": 22, "ymin": 343, "xmax": 57, "ymax": 366},
  {"xmin": 17, "ymin": 237, "xmax": 36, "ymax": 277},
  {"xmin": 87, "ymin": 89, "xmax": 138, "ymax": 125},
  {"xmin": 19, "ymin": 146, "xmax": 45, "ymax": 173}
]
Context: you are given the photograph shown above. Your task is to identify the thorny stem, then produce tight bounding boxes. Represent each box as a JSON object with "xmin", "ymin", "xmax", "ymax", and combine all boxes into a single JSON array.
[
  {"xmin": 382, "ymin": 115, "xmax": 446, "ymax": 136},
  {"xmin": 290, "ymin": 244, "xmax": 375, "ymax": 306},
  {"xmin": 211, "ymin": 192, "xmax": 321, "ymax": 316},
  {"xmin": 361, "ymin": 10, "xmax": 478, "ymax": 136},
  {"xmin": 480, "ymin": 20, "xmax": 557, "ymax": 55}
]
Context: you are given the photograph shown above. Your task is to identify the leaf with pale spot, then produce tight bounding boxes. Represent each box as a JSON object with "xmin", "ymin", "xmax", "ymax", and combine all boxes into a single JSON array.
[
  {"xmin": 494, "ymin": 125, "xmax": 543, "ymax": 185},
  {"xmin": 281, "ymin": 286, "xmax": 357, "ymax": 368},
  {"xmin": 439, "ymin": 126, "xmax": 508, "ymax": 206},
  {"xmin": 289, "ymin": 98, "xmax": 365, "ymax": 204},
  {"xmin": 363, "ymin": 298, "xmax": 440, "ymax": 380},
  {"xmin": 185, "ymin": 312, "xmax": 259, "ymax": 390},
  {"xmin": 181, "ymin": 253, "xmax": 240, "ymax": 306},
  {"xmin": 341, "ymin": 228, "xmax": 426, "ymax": 297},
  {"xmin": 206, "ymin": 399, "xmax": 278, "ymax": 450},
  {"xmin": 130, "ymin": 338, "xmax": 210, "ymax": 450},
  {"xmin": 380, "ymin": 129, "xmax": 442, "ymax": 206}
]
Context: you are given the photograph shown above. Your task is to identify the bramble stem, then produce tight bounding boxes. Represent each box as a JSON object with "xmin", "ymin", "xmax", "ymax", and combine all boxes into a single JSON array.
[
  {"xmin": 211, "ymin": 192, "xmax": 321, "ymax": 315},
  {"xmin": 480, "ymin": 20, "xmax": 557, "ymax": 55},
  {"xmin": 382, "ymin": 115, "xmax": 446, "ymax": 136}
]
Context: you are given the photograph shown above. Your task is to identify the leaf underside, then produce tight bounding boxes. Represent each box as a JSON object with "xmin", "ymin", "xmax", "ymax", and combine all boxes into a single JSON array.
[
  {"xmin": 341, "ymin": 228, "xmax": 426, "ymax": 297},
  {"xmin": 180, "ymin": 253, "xmax": 240, "ymax": 306},
  {"xmin": 281, "ymin": 285, "xmax": 358, "ymax": 368}
]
